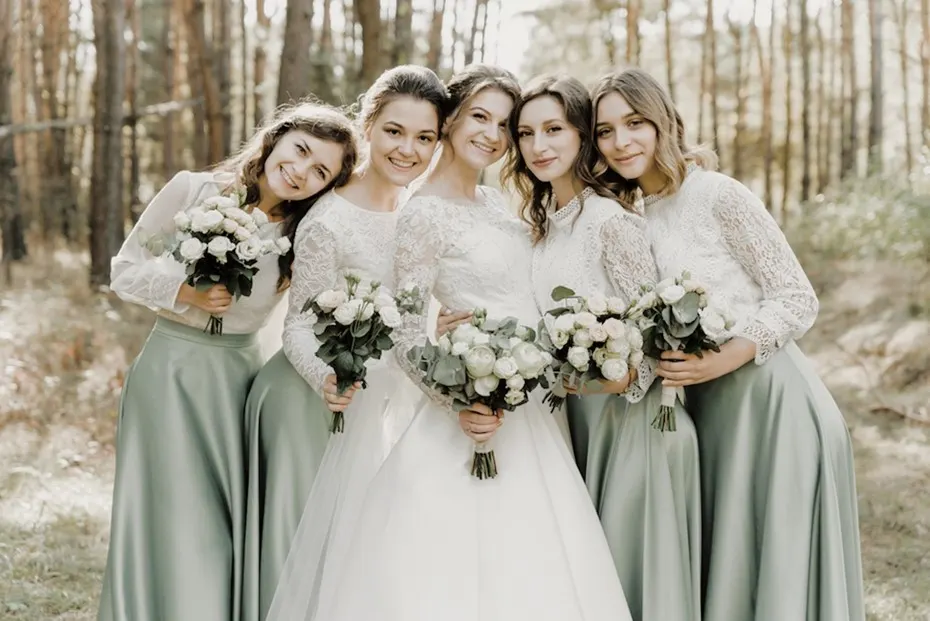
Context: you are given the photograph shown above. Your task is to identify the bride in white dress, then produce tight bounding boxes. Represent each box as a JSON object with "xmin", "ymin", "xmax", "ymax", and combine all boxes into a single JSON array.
[{"xmin": 266, "ymin": 64, "xmax": 632, "ymax": 621}]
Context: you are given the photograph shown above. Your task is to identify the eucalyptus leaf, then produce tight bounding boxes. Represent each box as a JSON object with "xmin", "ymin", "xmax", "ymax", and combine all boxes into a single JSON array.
[{"xmin": 551, "ymin": 285, "xmax": 576, "ymax": 302}]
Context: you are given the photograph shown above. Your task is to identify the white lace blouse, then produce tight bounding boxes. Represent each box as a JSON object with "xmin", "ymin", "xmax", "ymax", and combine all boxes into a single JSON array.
[
  {"xmin": 531, "ymin": 188, "xmax": 657, "ymax": 402},
  {"xmin": 643, "ymin": 167, "xmax": 819, "ymax": 364},
  {"xmin": 282, "ymin": 190, "xmax": 399, "ymax": 394},
  {"xmin": 110, "ymin": 170, "xmax": 286, "ymax": 334}
]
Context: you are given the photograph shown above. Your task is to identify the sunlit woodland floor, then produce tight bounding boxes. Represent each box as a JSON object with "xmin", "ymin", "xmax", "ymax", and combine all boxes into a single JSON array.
[{"xmin": 0, "ymin": 250, "xmax": 928, "ymax": 620}]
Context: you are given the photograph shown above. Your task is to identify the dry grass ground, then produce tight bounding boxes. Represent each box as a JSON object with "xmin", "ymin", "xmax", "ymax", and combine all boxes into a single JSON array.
[{"xmin": 0, "ymin": 251, "xmax": 928, "ymax": 620}]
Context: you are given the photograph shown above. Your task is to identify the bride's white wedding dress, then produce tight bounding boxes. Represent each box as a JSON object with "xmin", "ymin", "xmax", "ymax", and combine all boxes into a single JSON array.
[{"xmin": 266, "ymin": 188, "xmax": 632, "ymax": 621}]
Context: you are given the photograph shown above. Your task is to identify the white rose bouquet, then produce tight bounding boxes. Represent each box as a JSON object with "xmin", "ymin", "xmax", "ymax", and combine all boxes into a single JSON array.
[
  {"xmin": 142, "ymin": 190, "xmax": 290, "ymax": 335},
  {"xmin": 303, "ymin": 274, "xmax": 405, "ymax": 433},
  {"xmin": 538, "ymin": 286, "xmax": 644, "ymax": 412},
  {"xmin": 626, "ymin": 271, "xmax": 733, "ymax": 431},
  {"xmin": 407, "ymin": 309, "xmax": 551, "ymax": 479}
]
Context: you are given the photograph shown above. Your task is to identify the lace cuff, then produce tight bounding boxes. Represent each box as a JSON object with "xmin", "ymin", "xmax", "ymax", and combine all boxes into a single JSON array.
[
  {"xmin": 713, "ymin": 177, "xmax": 819, "ymax": 365},
  {"xmin": 282, "ymin": 216, "xmax": 339, "ymax": 394},
  {"xmin": 110, "ymin": 171, "xmax": 197, "ymax": 313},
  {"xmin": 393, "ymin": 200, "xmax": 458, "ymax": 416}
]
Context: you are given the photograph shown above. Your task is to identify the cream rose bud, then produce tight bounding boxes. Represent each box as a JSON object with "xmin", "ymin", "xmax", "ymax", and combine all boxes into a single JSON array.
[
  {"xmin": 588, "ymin": 324, "xmax": 609, "ymax": 343},
  {"xmin": 275, "ymin": 237, "xmax": 291, "ymax": 255},
  {"xmin": 438, "ymin": 334, "xmax": 453, "ymax": 354},
  {"xmin": 550, "ymin": 328, "xmax": 569, "ymax": 349},
  {"xmin": 223, "ymin": 206, "xmax": 251, "ymax": 225},
  {"xmin": 601, "ymin": 358, "xmax": 629, "ymax": 382},
  {"xmin": 316, "ymin": 289, "xmax": 348, "ymax": 311},
  {"xmin": 473, "ymin": 374, "xmax": 500, "ymax": 397},
  {"xmin": 628, "ymin": 326, "xmax": 644, "ymax": 350},
  {"xmin": 173, "ymin": 211, "xmax": 192, "ymax": 230},
  {"xmin": 222, "ymin": 218, "xmax": 239, "ymax": 234},
  {"xmin": 658, "ymin": 284, "xmax": 686, "ymax": 305},
  {"xmin": 189, "ymin": 211, "xmax": 211, "ymax": 233},
  {"xmin": 699, "ymin": 307, "xmax": 728, "ymax": 342},
  {"xmin": 573, "ymin": 329, "xmax": 594, "ymax": 349},
  {"xmin": 451, "ymin": 341, "xmax": 469, "ymax": 357},
  {"xmin": 606, "ymin": 337, "xmax": 630, "ymax": 358},
  {"xmin": 251, "ymin": 208, "xmax": 269, "ymax": 226},
  {"xmin": 593, "ymin": 347, "xmax": 608, "ymax": 366},
  {"xmin": 586, "ymin": 294, "xmax": 608, "ymax": 315},
  {"xmin": 178, "ymin": 238, "xmax": 206, "ymax": 261},
  {"xmin": 235, "ymin": 237, "xmax": 264, "ymax": 262},
  {"xmin": 567, "ymin": 346, "xmax": 590, "ymax": 371},
  {"xmin": 451, "ymin": 323, "xmax": 480, "ymax": 345},
  {"xmin": 201, "ymin": 209, "xmax": 225, "ymax": 232},
  {"xmin": 504, "ymin": 390, "xmax": 525, "ymax": 406},
  {"xmin": 472, "ymin": 332, "xmax": 491, "ymax": 345},
  {"xmin": 464, "ymin": 345, "xmax": 497, "ymax": 378},
  {"xmin": 204, "ymin": 195, "xmax": 237, "ymax": 211},
  {"xmin": 603, "ymin": 317, "xmax": 627, "ymax": 340},
  {"xmin": 606, "ymin": 296, "xmax": 627, "ymax": 314},
  {"xmin": 574, "ymin": 312, "xmax": 598, "ymax": 328},
  {"xmin": 334, "ymin": 299, "xmax": 363, "ymax": 325},
  {"xmin": 207, "ymin": 235, "xmax": 234, "ymax": 259},
  {"xmin": 234, "ymin": 226, "xmax": 252, "ymax": 241},
  {"xmin": 493, "ymin": 356, "xmax": 519, "ymax": 379},
  {"xmin": 506, "ymin": 374, "xmax": 525, "ymax": 391},
  {"xmin": 636, "ymin": 290, "xmax": 659, "ymax": 310},
  {"xmin": 511, "ymin": 341, "xmax": 548, "ymax": 378},
  {"xmin": 630, "ymin": 350, "xmax": 644, "ymax": 367},
  {"xmin": 553, "ymin": 313, "xmax": 576, "ymax": 332}
]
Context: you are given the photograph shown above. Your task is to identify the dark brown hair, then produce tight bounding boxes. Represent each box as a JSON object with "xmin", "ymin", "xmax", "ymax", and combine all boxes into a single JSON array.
[
  {"xmin": 215, "ymin": 101, "xmax": 359, "ymax": 288},
  {"xmin": 590, "ymin": 68, "xmax": 717, "ymax": 210},
  {"xmin": 501, "ymin": 74, "xmax": 617, "ymax": 243},
  {"xmin": 358, "ymin": 64, "xmax": 449, "ymax": 135}
]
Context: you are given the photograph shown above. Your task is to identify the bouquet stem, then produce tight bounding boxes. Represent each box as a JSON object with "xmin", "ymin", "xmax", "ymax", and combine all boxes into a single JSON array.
[
  {"xmin": 204, "ymin": 314, "xmax": 224, "ymax": 335},
  {"xmin": 330, "ymin": 411, "xmax": 344, "ymax": 434},
  {"xmin": 471, "ymin": 440, "xmax": 498, "ymax": 480},
  {"xmin": 652, "ymin": 384, "xmax": 678, "ymax": 432}
]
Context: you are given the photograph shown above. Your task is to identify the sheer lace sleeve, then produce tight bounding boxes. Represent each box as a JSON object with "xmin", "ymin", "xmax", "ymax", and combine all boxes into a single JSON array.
[
  {"xmin": 282, "ymin": 216, "xmax": 339, "ymax": 394},
  {"xmin": 110, "ymin": 171, "xmax": 196, "ymax": 312},
  {"xmin": 393, "ymin": 199, "xmax": 457, "ymax": 413},
  {"xmin": 600, "ymin": 211, "xmax": 658, "ymax": 402},
  {"xmin": 713, "ymin": 177, "xmax": 819, "ymax": 364}
]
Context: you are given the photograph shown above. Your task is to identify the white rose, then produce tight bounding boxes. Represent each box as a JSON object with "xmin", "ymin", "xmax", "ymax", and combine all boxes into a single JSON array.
[
  {"xmin": 506, "ymin": 375, "xmax": 525, "ymax": 391},
  {"xmin": 700, "ymin": 307, "xmax": 728, "ymax": 342},
  {"xmin": 235, "ymin": 237, "xmax": 264, "ymax": 262},
  {"xmin": 493, "ymin": 356, "xmax": 519, "ymax": 379},
  {"xmin": 203, "ymin": 195, "xmax": 237, "ymax": 212},
  {"xmin": 464, "ymin": 345, "xmax": 497, "ymax": 378},
  {"xmin": 574, "ymin": 312, "xmax": 598, "ymax": 328},
  {"xmin": 178, "ymin": 238, "xmax": 206, "ymax": 261},
  {"xmin": 473, "ymin": 374, "xmax": 500, "ymax": 397},
  {"xmin": 606, "ymin": 337, "xmax": 631, "ymax": 359},
  {"xmin": 601, "ymin": 358, "xmax": 629, "ymax": 381},
  {"xmin": 658, "ymin": 284, "xmax": 686, "ymax": 305},
  {"xmin": 588, "ymin": 324, "xmax": 608, "ymax": 343},
  {"xmin": 189, "ymin": 211, "xmax": 211, "ymax": 233},
  {"xmin": 451, "ymin": 323, "xmax": 480, "ymax": 346},
  {"xmin": 234, "ymin": 226, "xmax": 252, "ymax": 241},
  {"xmin": 173, "ymin": 211, "xmax": 192, "ymax": 231},
  {"xmin": 593, "ymin": 347, "xmax": 608, "ymax": 366},
  {"xmin": 200, "ymin": 209, "xmax": 225, "ymax": 233},
  {"xmin": 511, "ymin": 341, "xmax": 548, "ymax": 378},
  {"xmin": 275, "ymin": 237, "xmax": 292, "ymax": 255},
  {"xmin": 567, "ymin": 346, "xmax": 590, "ymax": 371},
  {"xmin": 630, "ymin": 350, "xmax": 644, "ymax": 367},
  {"xmin": 378, "ymin": 306, "xmax": 402, "ymax": 329},
  {"xmin": 541, "ymin": 351, "xmax": 553, "ymax": 365},
  {"xmin": 628, "ymin": 327, "xmax": 644, "ymax": 350},
  {"xmin": 374, "ymin": 292, "xmax": 394, "ymax": 309},
  {"xmin": 606, "ymin": 296, "xmax": 627, "ymax": 314},
  {"xmin": 334, "ymin": 299, "xmax": 363, "ymax": 325},
  {"xmin": 207, "ymin": 236, "xmax": 235, "ymax": 260},
  {"xmin": 357, "ymin": 301, "xmax": 375, "ymax": 321},
  {"xmin": 550, "ymin": 328, "xmax": 570, "ymax": 349},
  {"xmin": 508, "ymin": 337, "xmax": 524, "ymax": 350},
  {"xmin": 603, "ymin": 318, "xmax": 627, "ymax": 340},
  {"xmin": 222, "ymin": 218, "xmax": 239, "ymax": 233},
  {"xmin": 251, "ymin": 208, "xmax": 269, "ymax": 226},
  {"xmin": 438, "ymin": 334, "xmax": 453, "ymax": 354},
  {"xmin": 505, "ymin": 389, "xmax": 525, "ymax": 406},
  {"xmin": 451, "ymin": 341, "xmax": 469, "ymax": 357},
  {"xmin": 553, "ymin": 313, "xmax": 576, "ymax": 332},
  {"xmin": 635, "ymin": 290, "xmax": 659, "ymax": 311},
  {"xmin": 224, "ymin": 206, "xmax": 252, "ymax": 225},
  {"xmin": 586, "ymin": 294, "xmax": 608, "ymax": 316},
  {"xmin": 573, "ymin": 329, "xmax": 594, "ymax": 349},
  {"xmin": 316, "ymin": 289, "xmax": 348, "ymax": 312},
  {"xmin": 472, "ymin": 332, "xmax": 491, "ymax": 345}
]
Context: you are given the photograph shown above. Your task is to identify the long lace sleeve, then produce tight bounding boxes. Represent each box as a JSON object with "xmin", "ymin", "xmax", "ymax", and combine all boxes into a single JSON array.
[
  {"xmin": 110, "ymin": 171, "xmax": 196, "ymax": 312},
  {"xmin": 713, "ymin": 177, "xmax": 819, "ymax": 364},
  {"xmin": 393, "ymin": 201, "xmax": 457, "ymax": 413},
  {"xmin": 600, "ymin": 211, "xmax": 658, "ymax": 402},
  {"xmin": 282, "ymin": 216, "xmax": 339, "ymax": 394}
]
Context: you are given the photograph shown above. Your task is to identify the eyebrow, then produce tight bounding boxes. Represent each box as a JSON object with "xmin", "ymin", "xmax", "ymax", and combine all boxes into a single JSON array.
[
  {"xmin": 469, "ymin": 106, "xmax": 491, "ymax": 116},
  {"xmin": 519, "ymin": 118, "xmax": 564, "ymax": 129},
  {"xmin": 384, "ymin": 121, "xmax": 438, "ymax": 136}
]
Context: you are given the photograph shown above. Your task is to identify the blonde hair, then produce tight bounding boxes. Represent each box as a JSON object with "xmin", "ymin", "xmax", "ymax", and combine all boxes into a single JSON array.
[{"xmin": 590, "ymin": 68, "xmax": 717, "ymax": 209}]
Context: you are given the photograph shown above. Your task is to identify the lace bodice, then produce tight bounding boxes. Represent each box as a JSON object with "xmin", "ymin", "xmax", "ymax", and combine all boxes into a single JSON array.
[
  {"xmin": 644, "ymin": 168, "xmax": 819, "ymax": 364},
  {"xmin": 110, "ymin": 170, "xmax": 286, "ymax": 334},
  {"xmin": 282, "ymin": 191, "xmax": 399, "ymax": 393},
  {"xmin": 532, "ymin": 189, "xmax": 657, "ymax": 402},
  {"xmin": 393, "ymin": 187, "xmax": 540, "ymax": 410}
]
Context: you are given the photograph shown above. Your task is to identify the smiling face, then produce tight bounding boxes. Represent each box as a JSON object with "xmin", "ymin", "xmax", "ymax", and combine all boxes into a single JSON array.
[
  {"xmin": 366, "ymin": 95, "xmax": 440, "ymax": 186},
  {"xmin": 262, "ymin": 129, "xmax": 347, "ymax": 201},
  {"xmin": 516, "ymin": 95, "xmax": 581, "ymax": 185},
  {"xmin": 594, "ymin": 91, "xmax": 660, "ymax": 189},
  {"xmin": 446, "ymin": 87, "xmax": 515, "ymax": 171}
]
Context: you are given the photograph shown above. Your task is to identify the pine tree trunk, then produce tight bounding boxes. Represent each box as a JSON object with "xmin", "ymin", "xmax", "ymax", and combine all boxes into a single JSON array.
[
  {"xmin": 392, "ymin": 0, "xmax": 413, "ymax": 65},
  {"xmin": 0, "ymin": 0, "xmax": 26, "ymax": 270},
  {"xmin": 840, "ymin": 0, "xmax": 858, "ymax": 178},
  {"xmin": 892, "ymin": 0, "xmax": 914, "ymax": 175},
  {"xmin": 426, "ymin": 0, "xmax": 446, "ymax": 72},
  {"xmin": 214, "ymin": 0, "xmax": 232, "ymax": 154},
  {"xmin": 127, "ymin": 0, "xmax": 142, "ymax": 223},
  {"xmin": 707, "ymin": 0, "xmax": 720, "ymax": 162},
  {"xmin": 800, "ymin": 0, "xmax": 812, "ymax": 202},
  {"xmin": 239, "ymin": 0, "xmax": 248, "ymax": 141},
  {"xmin": 781, "ymin": 0, "xmax": 793, "ymax": 218},
  {"xmin": 867, "ymin": 0, "xmax": 883, "ymax": 174},
  {"xmin": 254, "ymin": 0, "xmax": 269, "ymax": 126},
  {"xmin": 314, "ymin": 0, "xmax": 335, "ymax": 103},
  {"xmin": 664, "ymin": 0, "xmax": 674, "ymax": 99},
  {"xmin": 816, "ymin": 8, "xmax": 830, "ymax": 192},
  {"xmin": 729, "ymin": 17, "xmax": 745, "ymax": 179},
  {"xmin": 626, "ymin": 0, "xmax": 640, "ymax": 64},
  {"xmin": 464, "ymin": 0, "xmax": 485, "ymax": 65},
  {"xmin": 922, "ymin": 0, "xmax": 929, "ymax": 148},
  {"xmin": 751, "ymin": 0, "xmax": 774, "ymax": 209},
  {"xmin": 356, "ymin": 0, "xmax": 382, "ymax": 86},
  {"xmin": 89, "ymin": 0, "xmax": 127, "ymax": 286},
  {"xmin": 162, "ymin": 0, "xmax": 176, "ymax": 178},
  {"xmin": 277, "ymin": 0, "xmax": 314, "ymax": 103}
]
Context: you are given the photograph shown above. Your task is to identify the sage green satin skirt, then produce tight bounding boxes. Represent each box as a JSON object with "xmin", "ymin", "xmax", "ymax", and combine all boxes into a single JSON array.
[
  {"xmin": 98, "ymin": 317, "xmax": 263, "ymax": 621},
  {"xmin": 242, "ymin": 349, "xmax": 331, "ymax": 621},
  {"xmin": 572, "ymin": 385, "xmax": 702, "ymax": 621},
  {"xmin": 687, "ymin": 342, "xmax": 864, "ymax": 621}
]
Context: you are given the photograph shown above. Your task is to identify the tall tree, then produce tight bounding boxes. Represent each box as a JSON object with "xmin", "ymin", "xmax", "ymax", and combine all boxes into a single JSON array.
[
  {"xmin": 840, "ymin": 0, "xmax": 858, "ymax": 178},
  {"xmin": 0, "ymin": 0, "xmax": 26, "ymax": 271},
  {"xmin": 464, "ymin": 0, "xmax": 488, "ymax": 65},
  {"xmin": 751, "ymin": 0, "xmax": 774, "ymax": 208},
  {"xmin": 127, "ymin": 0, "xmax": 142, "ymax": 222},
  {"xmin": 392, "ymin": 0, "xmax": 413, "ymax": 65},
  {"xmin": 891, "ymin": 0, "xmax": 914, "ymax": 175},
  {"xmin": 706, "ymin": 0, "xmax": 720, "ymax": 161},
  {"xmin": 214, "ymin": 0, "xmax": 233, "ymax": 153},
  {"xmin": 922, "ymin": 0, "xmax": 929, "ymax": 147},
  {"xmin": 728, "ymin": 15, "xmax": 746, "ymax": 180},
  {"xmin": 867, "ymin": 0, "xmax": 883, "ymax": 173},
  {"xmin": 781, "ymin": 0, "xmax": 794, "ymax": 217},
  {"xmin": 800, "ymin": 0, "xmax": 812, "ymax": 201},
  {"xmin": 426, "ymin": 0, "xmax": 446, "ymax": 71},
  {"xmin": 162, "ymin": 0, "xmax": 177, "ymax": 177},
  {"xmin": 313, "ymin": 0, "xmax": 335, "ymax": 103},
  {"xmin": 816, "ymin": 4, "xmax": 831, "ymax": 191},
  {"xmin": 664, "ymin": 0, "xmax": 674, "ymax": 99},
  {"xmin": 89, "ymin": 0, "xmax": 127, "ymax": 286},
  {"xmin": 254, "ymin": 0, "xmax": 270, "ymax": 126},
  {"xmin": 184, "ymin": 0, "xmax": 225, "ymax": 164},
  {"xmin": 356, "ymin": 0, "xmax": 382, "ymax": 86},
  {"xmin": 277, "ymin": 0, "xmax": 314, "ymax": 103},
  {"xmin": 626, "ymin": 0, "xmax": 640, "ymax": 64}
]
